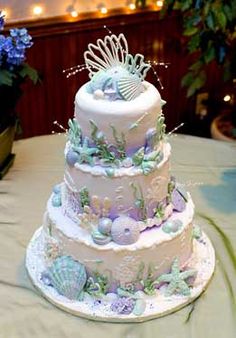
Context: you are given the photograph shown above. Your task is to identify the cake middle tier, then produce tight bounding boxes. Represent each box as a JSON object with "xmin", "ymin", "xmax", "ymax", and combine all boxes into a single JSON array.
[{"xmin": 63, "ymin": 142, "xmax": 171, "ymax": 222}]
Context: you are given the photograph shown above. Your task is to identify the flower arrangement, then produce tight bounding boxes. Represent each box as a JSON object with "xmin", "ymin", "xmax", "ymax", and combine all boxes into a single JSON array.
[{"xmin": 0, "ymin": 11, "xmax": 38, "ymax": 132}]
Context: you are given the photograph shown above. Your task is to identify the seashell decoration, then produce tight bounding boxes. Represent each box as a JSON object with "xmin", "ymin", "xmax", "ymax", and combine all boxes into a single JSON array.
[
  {"xmin": 171, "ymin": 189, "xmax": 186, "ymax": 212},
  {"xmin": 111, "ymin": 216, "xmax": 140, "ymax": 245},
  {"xmin": 118, "ymin": 76, "xmax": 144, "ymax": 101},
  {"xmin": 84, "ymin": 34, "xmax": 129, "ymax": 78},
  {"xmin": 98, "ymin": 217, "xmax": 112, "ymax": 235},
  {"xmin": 52, "ymin": 194, "xmax": 61, "ymax": 207},
  {"xmin": 43, "ymin": 256, "xmax": 87, "ymax": 300},
  {"xmin": 162, "ymin": 219, "xmax": 183, "ymax": 234},
  {"xmin": 132, "ymin": 298, "xmax": 146, "ymax": 316},
  {"xmin": 66, "ymin": 150, "xmax": 79, "ymax": 167},
  {"xmin": 84, "ymin": 34, "xmax": 151, "ymax": 101},
  {"xmin": 91, "ymin": 229, "xmax": 112, "ymax": 245}
]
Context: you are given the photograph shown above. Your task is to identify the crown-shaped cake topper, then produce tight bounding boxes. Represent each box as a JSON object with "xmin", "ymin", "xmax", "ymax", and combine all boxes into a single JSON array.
[{"xmin": 84, "ymin": 34, "xmax": 151, "ymax": 101}]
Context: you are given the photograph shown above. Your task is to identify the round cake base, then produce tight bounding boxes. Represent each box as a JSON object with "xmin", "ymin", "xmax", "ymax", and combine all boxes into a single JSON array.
[{"xmin": 26, "ymin": 226, "xmax": 215, "ymax": 323}]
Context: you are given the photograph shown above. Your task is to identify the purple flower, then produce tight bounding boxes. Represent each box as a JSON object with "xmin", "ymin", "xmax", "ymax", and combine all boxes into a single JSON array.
[
  {"xmin": 110, "ymin": 297, "xmax": 135, "ymax": 315},
  {"xmin": 0, "ymin": 11, "xmax": 5, "ymax": 30}
]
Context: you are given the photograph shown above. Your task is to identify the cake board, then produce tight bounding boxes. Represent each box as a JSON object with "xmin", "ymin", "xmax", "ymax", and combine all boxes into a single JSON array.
[{"xmin": 26, "ymin": 226, "xmax": 215, "ymax": 323}]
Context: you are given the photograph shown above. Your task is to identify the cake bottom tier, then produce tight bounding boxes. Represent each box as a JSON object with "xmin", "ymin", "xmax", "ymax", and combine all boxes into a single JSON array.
[
  {"xmin": 26, "ymin": 226, "xmax": 215, "ymax": 322},
  {"xmin": 42, "ymin": 195, "xmax": 195, "ymax": 289}
]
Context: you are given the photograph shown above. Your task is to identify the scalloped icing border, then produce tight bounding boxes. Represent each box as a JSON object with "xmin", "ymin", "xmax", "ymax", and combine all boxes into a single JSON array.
[{"xmin": 25, "ymin": 226, "xmax": 215, "ymax": 323}]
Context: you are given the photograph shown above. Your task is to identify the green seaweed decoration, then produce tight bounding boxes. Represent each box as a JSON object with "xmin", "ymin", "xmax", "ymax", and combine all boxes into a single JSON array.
[
  {"xmin": 132, "ymin": 147, "xmax": 162, "ymax": 175},
  {"xmin": 79, "ymin": 187, "xmax": 90, "ymax": 208},
  {"xmin": 68, "ymin": 118, "xmax": 82, "ymax": 146},
  {"xmin": 154, "ymin": 203, "xmax": 165, "ymax": 218},
  {"xmin": 89, "ymin": 120, "xmax": 116, "ymax": 163},
  {"xmin": 141, "ymin": 264, "xmax": 158, "ymax": 295},
  {"xmin": 130, "ymin": 183, "xmax": 147, "ymax": 220},
  {"xmin": 156, "ymin": 113, "xmax": 166, "ymax": 142},
  {"xmin": 84, "ymin": 271, "xmax": 109, "ymax": 297},
  {"xmin": 110, "ymin": 124, "xmax": 126, "ymax": 159}
]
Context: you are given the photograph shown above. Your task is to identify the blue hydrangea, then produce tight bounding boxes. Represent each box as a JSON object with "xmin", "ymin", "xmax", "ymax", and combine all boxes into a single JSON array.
[
  {"xmin": 0, "ymin": 35, "xmax": 5, "ymax": 66},
  {"xmin": 1, "ymin": 28, "xmax": 33, "ymax": 66}
]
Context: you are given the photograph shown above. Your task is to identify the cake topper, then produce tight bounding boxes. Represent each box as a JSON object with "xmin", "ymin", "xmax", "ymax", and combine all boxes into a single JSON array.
[{"xmin": 83, "ymin": 33, "xmax": 151, "ymax": 101}]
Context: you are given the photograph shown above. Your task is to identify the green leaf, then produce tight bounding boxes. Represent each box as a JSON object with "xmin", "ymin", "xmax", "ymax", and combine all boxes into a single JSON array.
[
  {"xmin": 181, "ymin": 72, "xmax": 194, "ymax": 87},
  {"xmin": 19, "ymin": 63, "xmax": 39, "ymax": 84},
  {"xmin": 181, "ymin": 0, "xmax": 192, "ymax": 11},
  {"xmin": 204, "ymin": 45, "xmax": 215, "ymax": 64},
  {"xmin": 216, "ymin": 12, "xmax": 227, "ymax": 30},
  {"xmin": 186, "ymin": 71, "xmax": 206, "ymax": 97},
  {"xmin": 189, "ymin": 61, "xmax": 203, "ymax": 72},
  {"xmin": 188, "ymin": 34, "xmax": 200, "ymax": 53},
  {"xmin": 206, "ymin": 12, "xmax": 215, "ymax": 30},
  {"xmin": 0, "ymin": 69, "xmax": 15, "ymax": 86},
  {"xmin": 223, "ymin": 4, "xmax": 233, "ymax": 22},
  {"xmin": 183, "ymin": 27, "xmax": 198, "ymax": 36}
]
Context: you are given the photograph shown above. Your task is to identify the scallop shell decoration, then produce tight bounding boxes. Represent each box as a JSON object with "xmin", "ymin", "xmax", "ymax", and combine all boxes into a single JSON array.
[
  {"xmin": 84, "ymin": 34, "xmax": 151, "ymax": 101},
  {"xmin": 43, "ymin": 256, "xmax": 87, "ymax": 300}
]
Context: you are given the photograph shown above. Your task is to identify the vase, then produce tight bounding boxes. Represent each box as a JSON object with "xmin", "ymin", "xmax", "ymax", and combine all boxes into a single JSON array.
[{"xmin": 0, "ymin": 125, "xmax": 16, "ymax": 179}]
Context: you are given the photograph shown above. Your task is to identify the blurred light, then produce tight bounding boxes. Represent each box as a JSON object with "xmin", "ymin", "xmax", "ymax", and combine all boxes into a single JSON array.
[
  {"xmin": 70, "ymin": 10, "xmax": 78, "ymax": 17},
  {"xmin": 97, "ymin": 3, "xmax": 108, "ymax": 14},
  {"xmin": 1, "ymin": 9, "xmax": 9, "ymax": 18},
  {"xmin": 33, "ymin": 5, "xmax": 43, "ymax": 16},
  {"xmin": 100, "ymin": 7, "xmax": 108, "ymax": 14},
  {"xmin": 223, "ymin": 94, "xmax": 231, "ymax": 102},
  {"xmin": 156, "ymin": 0, "xmax": 163, "ymax": 7},
  {"xmin": 128, "ymin": 3, "xmax": 136, "ymax": 10}
]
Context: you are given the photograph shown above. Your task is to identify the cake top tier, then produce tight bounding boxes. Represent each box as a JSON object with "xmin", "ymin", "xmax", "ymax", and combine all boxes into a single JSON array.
[{"xmin": 84, "ymin": 33, "xmax": 151, "ymax": 101}]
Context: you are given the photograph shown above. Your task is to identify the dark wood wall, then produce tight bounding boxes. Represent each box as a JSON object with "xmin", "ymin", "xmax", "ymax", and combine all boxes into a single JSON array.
[{"xmin": 10, "ymin": 10, "xmax": 221, "ymax": 138}]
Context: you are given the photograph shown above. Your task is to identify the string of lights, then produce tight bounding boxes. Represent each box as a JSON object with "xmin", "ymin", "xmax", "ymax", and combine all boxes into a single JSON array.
[{"xmin": 1, "ymin": 1, "xmax": 163, "ymax": 22}]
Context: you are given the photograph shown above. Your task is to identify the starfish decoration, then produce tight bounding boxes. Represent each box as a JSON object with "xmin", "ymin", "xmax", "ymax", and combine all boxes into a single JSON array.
[
  {"xmin": 157, "ymin": 258, "xmax": 196, "ymax": 297},
  {"xmin": 73, "ymin": 137, "xmax": 98, "ymax": 165}
]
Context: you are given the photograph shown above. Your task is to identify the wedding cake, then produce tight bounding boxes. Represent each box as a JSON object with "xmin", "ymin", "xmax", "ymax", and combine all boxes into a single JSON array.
[{"xmin": 26, "ymin": 33, "xmax": 215, "ymax": 322}]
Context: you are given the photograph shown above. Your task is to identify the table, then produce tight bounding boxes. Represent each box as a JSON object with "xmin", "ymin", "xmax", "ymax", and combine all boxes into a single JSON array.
[{"xmin": 1, "ymin": 134, "xmax": 236, "ymax": 338}]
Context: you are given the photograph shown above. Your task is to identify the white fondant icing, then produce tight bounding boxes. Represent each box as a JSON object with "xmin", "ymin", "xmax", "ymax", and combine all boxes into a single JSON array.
[{"xmin": 75, "ymin": 81, "xmax": 162, "ymax": 152}]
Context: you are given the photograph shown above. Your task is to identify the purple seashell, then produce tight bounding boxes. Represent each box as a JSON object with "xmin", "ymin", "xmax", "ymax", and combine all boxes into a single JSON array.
[
  {"xmin": 111, "ymin": 297, "xmax": 135, "ymax": 315},
  {"xmin": 111, "ymin": 216, "xmax": 140, "ymax": 245},
  {"xmin": 66, "ymin": 150, "xmax": 79, "ymax": 166},
  {"xmin": 171, "ymin": 189, "xmax": 186, "ymax": 212},
  {"xmin": 145, "ymin": 128, "xmax": 158, "ymax": 150}
]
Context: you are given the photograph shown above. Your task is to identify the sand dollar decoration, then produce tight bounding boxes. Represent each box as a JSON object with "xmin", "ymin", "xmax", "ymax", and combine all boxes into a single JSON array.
[{"xmin": 111, "ymin": 216, "xmax": 140, "ymax": 245}]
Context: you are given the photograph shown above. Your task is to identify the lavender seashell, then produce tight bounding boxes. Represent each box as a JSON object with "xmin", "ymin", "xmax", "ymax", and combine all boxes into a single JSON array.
[
  {"xmin": 43, "ymin": 256, "xmax": 87, "ymax": 300},
  {"xmin": 66, "ymin": 150, "xmax": 79, "ymax": 166},
  {"xmin": 145, "ymin": 128, "xmax": 158, "ymax": 150},
  {"xmin": 98, "ymin": 217, "xmax": 112, "ymax": 235},
  {"xmin": 111, "ymin": 216, "xmax": 140, "ymax": 245},
  {"xmin": 111, "ymin": 297, "xmax": 135, "ymax": 315},
  {"xmin": 171, "ymin": 189, "xmax": 186, "ymax": 212}
]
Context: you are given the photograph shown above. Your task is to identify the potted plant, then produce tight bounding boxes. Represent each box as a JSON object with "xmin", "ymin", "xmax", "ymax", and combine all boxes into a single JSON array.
[
  {"xmin": 0, "ymin": 11, "xmax": 38, "ymax": 178},
  {"xmin": 161, "ymin": 1, "xmax": 236, "ymax": 139}
]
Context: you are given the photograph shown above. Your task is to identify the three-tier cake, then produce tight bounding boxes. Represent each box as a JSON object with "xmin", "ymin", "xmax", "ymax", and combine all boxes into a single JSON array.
[{"xmin": 26, "ymin": 33, "xmax": 215, "ymax": 322}]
